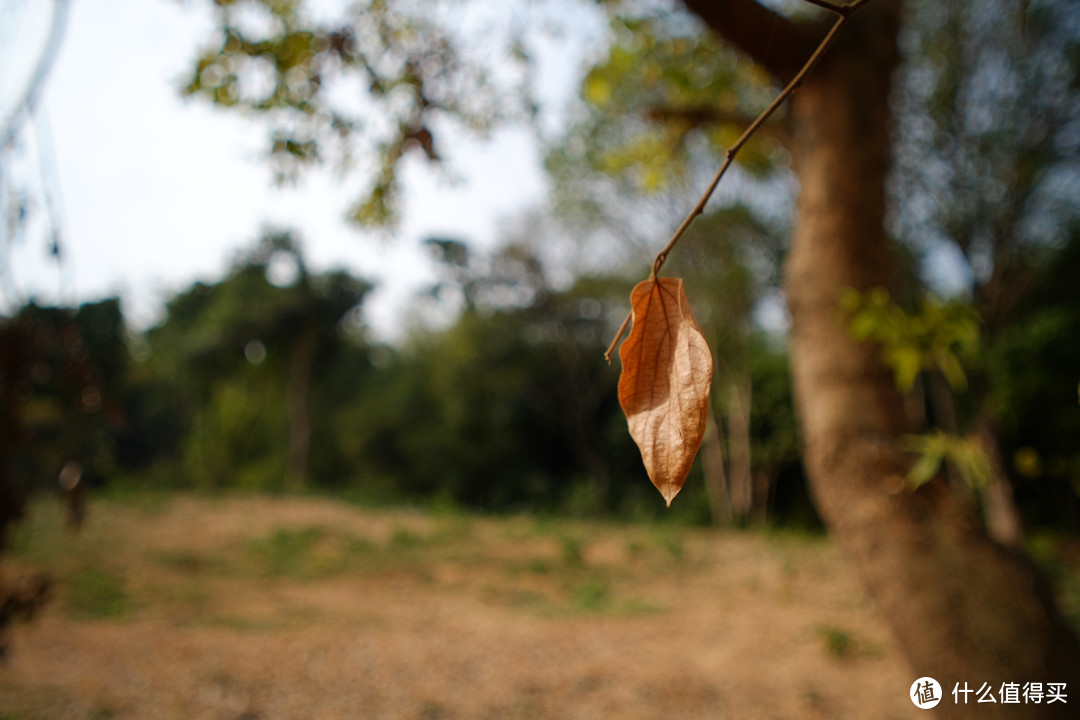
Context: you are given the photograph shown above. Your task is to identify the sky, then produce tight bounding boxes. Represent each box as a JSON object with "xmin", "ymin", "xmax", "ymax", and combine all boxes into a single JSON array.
[{"xmin": 1, "ymin": 0, "xmax": 590, "ymax": 340}]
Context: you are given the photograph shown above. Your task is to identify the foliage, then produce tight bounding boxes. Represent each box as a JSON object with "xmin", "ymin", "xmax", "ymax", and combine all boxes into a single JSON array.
[
  {"xmin": 570, "ymin": 10, "xmax": 780, "ymax": 194},
  {"xmin": 183, "ymin": 0, "xmax": 534, "ymax": 226},
  {"xmin": 842, "ymin": 287, "xmax": 980, "ymax": 392},
  {"xmin": 893, "ymin": 0, "xmax": 1080, "ymax": 296},
  {"xmin": 332, "ymin": 254, "xmax": 647, "ymax": 514},
  {"xmin": 139, "ymin": 230, "xmax": 372, "ymax": 491},
  {"xmin": 0, "ymin": 299, "xmax": 128, "ymax": 506},
  {"xmin": 983, "ymin": 229, "xmax": 1080, "ymax": 525},
  {"xmin": 902, "ymin": 430, "xmax": 992, "ymax": 490},
  {"xmin": 841, "ymin": 287, "xmax": 995, "ymax": 489},
  {"xmin": 746, "ymin": 336, "xmax": 799, "ymax": 473}
]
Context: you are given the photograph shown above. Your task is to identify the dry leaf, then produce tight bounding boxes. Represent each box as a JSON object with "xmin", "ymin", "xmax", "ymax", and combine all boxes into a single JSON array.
[{"xmin": 618, "ymin": 277, "xmax": 713, "ymax": 506}]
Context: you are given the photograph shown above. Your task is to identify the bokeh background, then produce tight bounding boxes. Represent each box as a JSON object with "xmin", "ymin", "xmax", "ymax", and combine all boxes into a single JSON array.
[{"xmin": 2, "ymin": 0, "xmax": 1079, "ymax": 717}]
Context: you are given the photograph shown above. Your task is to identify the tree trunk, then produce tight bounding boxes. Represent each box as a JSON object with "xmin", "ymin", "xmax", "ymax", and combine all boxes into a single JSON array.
[
  {"xmin": 782, "ymin": 1, "xmax": 1080, "ymax": 711},
  {"xmin": 976, "ymin": 411, "xmax": 1024, "ymax": 549},
  {"xmin": 701, "ymin": 405, "xmax": 733, "ymax": 526},
  {"xmin": 750, "ymin": 468, "xmax": 773, "ymax": 527},
  {"xmin": 727, "ymin": 375, "xmax": 753, "ymax": 524},
  {"xmin": 285, "ymin": 327, "xmax": 316, "ymax": 492}
]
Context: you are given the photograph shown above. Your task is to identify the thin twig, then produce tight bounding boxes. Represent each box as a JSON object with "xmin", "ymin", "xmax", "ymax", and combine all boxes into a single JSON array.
[
  {"xmin": 802, "ymin": 0, "xmax": 853, "ymax": 17},
  {"xmin": 604, "ymin": 0, "xmax": 875, "ymax": 364},
  {"xmin": 603, "ymin": 311, "xmax": 633, "ymax": 365}
]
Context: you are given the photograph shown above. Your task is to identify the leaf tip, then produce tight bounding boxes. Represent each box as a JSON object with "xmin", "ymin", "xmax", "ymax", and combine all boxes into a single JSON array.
[{"xmin": 660, "ymin": 484, "xmax": 680, "ymax": 507}]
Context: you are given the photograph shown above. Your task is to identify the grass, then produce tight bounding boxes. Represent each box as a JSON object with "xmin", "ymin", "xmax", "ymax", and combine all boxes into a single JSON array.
[
  {"xmin": 63, "ymin": 567, "xmax": 132, "ymax": 620},
  {"xmin": 5, "ymin": 495, "xmax": 685, "ymax": 630},
  {"xmin": 818, "ymin": 625, "xmax": 856, "ymax": 659},
  {"xmin": 0, "ymin": 492, "xmax": 1016, "ymax": 719}
]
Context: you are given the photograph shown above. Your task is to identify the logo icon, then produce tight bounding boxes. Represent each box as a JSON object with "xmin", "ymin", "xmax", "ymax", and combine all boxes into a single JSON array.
[{"xmin": 911, "ymin": 677, "xmax": 943, "ymax": 709}]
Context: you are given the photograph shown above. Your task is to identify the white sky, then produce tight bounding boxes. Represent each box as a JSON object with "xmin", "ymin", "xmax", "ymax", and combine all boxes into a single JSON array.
[{"xmin": 2, "ymin": 0, "xmax": 589, "ymax": 340}]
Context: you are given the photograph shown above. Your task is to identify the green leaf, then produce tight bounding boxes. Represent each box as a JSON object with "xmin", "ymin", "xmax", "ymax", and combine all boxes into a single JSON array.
[
  {"xmin": 887, "ymin": 346, "xmax": 924, "ymax": 392},
  {"xmin": 907, "ymin": 451, "xmax": 943, "ymax": 488},
  {"xmin": 934, "ymin": 349, "xmax": 968, "ymax": 392}
]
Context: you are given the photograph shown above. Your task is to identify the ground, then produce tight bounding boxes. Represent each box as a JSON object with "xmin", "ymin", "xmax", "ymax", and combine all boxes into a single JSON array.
[{"xmin": 0, "ymin": 494, "xmax": 922, "ymax": 719}]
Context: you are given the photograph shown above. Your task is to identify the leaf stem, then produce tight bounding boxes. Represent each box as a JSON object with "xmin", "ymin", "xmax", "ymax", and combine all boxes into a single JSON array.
[
  {"xmin": 605, "ymin": 0, "xmax": 875, "ymax": 361},
  {"xmin": 604, "ymin": 309, "xmax": 633, "ymax": 365}
]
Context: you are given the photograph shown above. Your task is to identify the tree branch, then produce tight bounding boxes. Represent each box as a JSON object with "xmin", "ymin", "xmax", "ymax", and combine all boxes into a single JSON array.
[
  {"xmin": 0, "ymin": 0, "xmax": 72, "ymax": 145},
  {"xmin": 679, "ymin": 0, "xmax": 820, "ymax": 83},
  {"xmin": 605, "ymin": 0, "xmax": 877, "ymax": 364},
  {"xmin": 644, "ymin": 104, "xmax": 790, "ymax": 145}
]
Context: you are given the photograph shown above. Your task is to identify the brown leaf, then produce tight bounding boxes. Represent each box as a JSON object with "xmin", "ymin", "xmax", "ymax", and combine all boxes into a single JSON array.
[{"xmin": 618, "ymin": 278, "xmax": 713, "ymax": 506}]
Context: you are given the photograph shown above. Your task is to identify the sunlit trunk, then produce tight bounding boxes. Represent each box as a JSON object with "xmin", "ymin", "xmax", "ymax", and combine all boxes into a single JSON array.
[
  {"xmin": 782, "ymin": 2, "xmax": 1080, "ymax": 710},
  {"xmin": 976, "ymin": 411, "xmax": 1024, "ymax": 548}
]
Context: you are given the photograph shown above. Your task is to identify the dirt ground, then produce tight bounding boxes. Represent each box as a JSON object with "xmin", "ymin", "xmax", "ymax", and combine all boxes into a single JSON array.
[{"xmin": 0, "ymin": 495, "xmax": 921, "ymax": 720}]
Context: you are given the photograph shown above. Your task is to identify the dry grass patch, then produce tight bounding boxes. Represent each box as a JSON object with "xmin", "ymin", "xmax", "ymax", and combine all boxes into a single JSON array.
[{"xmin": 1, "ymin": 494, "xmax": 919, "ymax": 719}]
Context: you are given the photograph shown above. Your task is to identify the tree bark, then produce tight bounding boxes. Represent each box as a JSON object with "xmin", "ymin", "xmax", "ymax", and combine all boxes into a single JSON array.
[
  {"xmin": 778, "ymin": 1, "xmax": 1080, "ymax": 710},
  {"xmin": 701, "ymin": 405, "xmax": 733, "ymax": 526},
  {"xmin": 285, "ymin": 327, "xmax": 316, "ymax": 492},
  {"xmin": 727, "ymin": 375, "xmax": 753, "ymax": 524},
  {"xmin": 976, "ymin": 411, "xmax": 1025, "ymax": 549}
]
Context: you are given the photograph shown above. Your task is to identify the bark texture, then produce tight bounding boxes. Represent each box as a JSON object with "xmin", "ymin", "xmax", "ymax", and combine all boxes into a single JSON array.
[
  {"xmin": 285, "ymin": 326, "xmax": 316, "ymax": 492},
  {"xmin": 778, "ymin": 2, "xmax": 1080, "ymax": 712}
]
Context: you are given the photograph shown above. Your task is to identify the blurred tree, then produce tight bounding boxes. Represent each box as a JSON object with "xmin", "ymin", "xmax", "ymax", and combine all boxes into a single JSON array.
[
  {"xmin": 144, "ymin": 230, "xmax": 372, "ymax": 490},
  {"xmin": 543, "ymin": 9, "xmax": 801, "ymax": 527},
  {"xmin": 670, "ymin": 209, "xmax": 785, "ymax": 526},
  {"xmin": 0, "ymin": 297, "xmax": 126, "ymax": 649},
  {"xmin": 890, "ymin": 0, "xmax": 1080, "ymax": 549},
  {"xmin": 987, "ymin": 227, "xmax": 1080, "ymax": 530},
  {"xmin": 181, "ymin": 0, "xmax": 534, "ymax": 227},
  {"xmin": 184, "ymin": 0, "xmax": 1080, "ymax": 697},
  {"xmin": 339, "ymin": 238, "xmax": 649, "ymax": 514},
  {"xmin": 670, "ymin": 0, "xmax": 1080, "ymax": 693},
  {"xmin": 0, "ymin": 300, "xmax": 127, "ymax": 504}
]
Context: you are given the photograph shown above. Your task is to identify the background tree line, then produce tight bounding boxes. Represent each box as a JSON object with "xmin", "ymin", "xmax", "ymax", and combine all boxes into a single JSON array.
[
  {"xmin": 2, "ymin": 224, "xmax": 813, "ymax": 526},
  {"xmin": 2, "ymin": 215, "xmax": 1079, "ymax": 533}
]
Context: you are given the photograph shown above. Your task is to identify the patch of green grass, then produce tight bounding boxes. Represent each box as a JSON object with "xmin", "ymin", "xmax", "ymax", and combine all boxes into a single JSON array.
[
  {"xmin": 346, "ymin": 537, "xmax": 378, "ymax": 554},
  {"xmin": 88, "ymin": 703, "xmax": 120, "ymax": 720},
  {"xmin": 248, "ymin": 526, "xmax": 326, "ymax": 577},
  {"xmin": 819, "ymin": 625, "xmax": 854, "ymax": 658},
  {"xmin": 193, "ymin": 608, "xmax": 322, "ymax": 632},
  {"xmin": 815, "ymin": 624, "xmax": 880, "ymax": 660},
  {"xmin": 96, "ymin": 486, "xmax": 174, "ymax": 517},
  {"xmin": 570, "ymin": 576, "xmax": 612, "ymax": 612},
  {"xmin": 64, "ymin": 567, "xmax": 131, "ymax": 620},
  {"xmin": 8, "ymin": 498, "xmax": 68, "ymax": 564},
  {"xmin": 388, "ymin": 526, "xmax": 425, "ymax": 550},
  {"xmin": 525, "ymin": 557, "xmax": 552, "ymax": 575},
  {"xmin": 430, "ymin": 514, "xmax": 474, "ymax": 543},
  {"xmin": 245, "ymin": 525, "xmax": 380, "ymax": 579},
  {"xmin": 558, "ymin": 535, "xmax": 586, "ymax": 569},
  {"xmin": 625, "ymin": 539, "xmax": 648, "ymax": 563},
  {"xmin": 243, "ymin": 525, "xmax": 397, "ymax": 579},
  {"xmin": 656, "ymin": 533, "xmax": 685, "ymax": 562}
]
